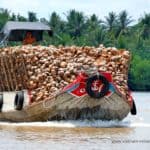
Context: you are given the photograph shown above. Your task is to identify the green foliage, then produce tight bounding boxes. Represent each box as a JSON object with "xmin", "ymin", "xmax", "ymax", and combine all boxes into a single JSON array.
[
  {"xmin": 117, "ymin": 35, "xmax": 127, "ymax": 48},
  {"xmin": 66, "ymin": 10, "xmax": 86, "ymax": 38},
  {"xmin": 17, "ymin": 14, "xmax": 27, "ymax": 21},
  {"xmin": 0, "ymin": 8, "xmax": 149, "ymax": 91},
  {"xmin": 104, "ymin": 12, "xmax": 117, "ymax": 32},
  {"xmin": 140, "ymin": 13, "xmax": 150, "ymax": 39},
  {"xmin": 129, "ymin": 55, "xmax": 150, "ymax": 90},
  {"xmin": 28, "ymin": 11, "xmax": 38, "ymax": 22},
  {"xmin": 0, "ymin": 8, "xmax": 10, "ymax": 29},
  {"xmin": 9, "ymin": 13, "xmax": 17, "ymax": 21},
  {"xmin": 49, "ymin": 12, "xmax": 63, "ymax": 33},
  {"xmin": 116, "ymin": 10, "xmax": 133, "ymax": 38},
  {"xmin": 85, "ymin": 28, "xmax": 107, "ymax": 46},
  {"xmin": 86, "ymin": 14, "xmax": 101, "ymax": 31}
]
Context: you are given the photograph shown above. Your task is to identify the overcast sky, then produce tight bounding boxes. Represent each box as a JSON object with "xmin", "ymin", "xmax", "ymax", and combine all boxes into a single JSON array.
[{"xmin": 0, "ymin": 0, "xmax": 150, "ymax": 22}]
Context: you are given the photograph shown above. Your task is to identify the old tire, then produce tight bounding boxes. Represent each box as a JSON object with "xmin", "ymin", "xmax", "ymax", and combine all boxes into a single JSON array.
[
  {"xmin": 86, "ymin": 74, "xmax": 109, "ymax": 98},
  {"xmin": 131, "ymin": 100, "xmax": 137, "ymax": 115},
  {"xmin": 14, "ymin": 91, "xmax": 24, "ymax": 111},
  {"xmin": 0, "ymin": 94, "xmax": 3, "ymax": 112}
]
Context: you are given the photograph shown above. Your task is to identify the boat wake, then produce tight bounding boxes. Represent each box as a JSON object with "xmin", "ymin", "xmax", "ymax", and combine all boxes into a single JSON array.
[{"xmin": 0, "ymin": 117, "xmax": 150, "ymax": 128}]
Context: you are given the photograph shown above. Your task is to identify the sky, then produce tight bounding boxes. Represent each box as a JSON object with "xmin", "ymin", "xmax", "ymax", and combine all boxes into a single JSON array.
[{"xmin": 0, "ymin": 0, "xmax": 150, "ymax": 22}]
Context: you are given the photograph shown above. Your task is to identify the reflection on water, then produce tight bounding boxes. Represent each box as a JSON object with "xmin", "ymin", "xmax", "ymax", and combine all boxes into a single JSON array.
[{"xmin": 0, "ymin": 92, "xmax": 150, "ymax": 150}]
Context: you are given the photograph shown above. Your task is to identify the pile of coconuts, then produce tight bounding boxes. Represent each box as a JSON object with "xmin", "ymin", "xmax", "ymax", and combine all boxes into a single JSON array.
[{"xmin": 0, "ymin": 44, "xmax": 131, "ymax": 104}]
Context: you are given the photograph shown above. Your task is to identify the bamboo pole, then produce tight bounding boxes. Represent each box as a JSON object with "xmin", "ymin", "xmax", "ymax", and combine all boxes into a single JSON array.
[
  {"xmin": 14, "ymin": 53, "xmax": 24, "ymax": 90},
  {"xmin": 1, "ymin": 55, "xmax": 10, "ymax": 91},
  {"xmin": 11, "ymin": 54, "xmax": 19, "ymax": 90},
  {"xmin": 0, "ymin": 56, "xmax": 4, "ymax": 91},
  {"xmin": 21, "ymin": 54, "xmax": 28, "ymax": 89},
  {"xmin": 3, "ymin": 55, "xmax": 14, "ymax": 90},
  {"xmin": 0, "ymin": 56, "xmax": 5, "ymax": 91},
  {"xmin": 14, "ymin": 53, "xmax": 20, "ymax": 90}
]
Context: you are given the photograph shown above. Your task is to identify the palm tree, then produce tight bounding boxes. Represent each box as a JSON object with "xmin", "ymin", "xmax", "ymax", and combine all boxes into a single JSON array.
[
  {"xmin": 117, "ymin": 10, "xmax": 133, "ymax": 36},
  {"xmin": 86, "ymin": 14, "xmax": 101, "ymax": 31},
  {"xmin": 66, "ymin": 10, "xmax": 85, "ymax": 38},
  {"xmin": 49, "ymin": 12, "xmax": 63, "ymax": 33},
  {"xmin": 28, "ymin": 11, "xmax": 38, "ymax": 22},
  {"xmin": 86, "ymin": 27, "xmax": 107, "ymax": 46},
  {"xmin": 104, "ymin": 12, "xmax": 117, "ymax": 32},
  {"xmin": 10, "ymin": 13, "xmax": 17, "ymax": 21},
  {"xmin": 48, "ymin": 12, "xmax": 67, "ymax": 45},
  {"xmin": 140, "ymin": 13, "xmax": 150, "ymax": 39},
  {"xmin": 104, "ymin": 12, "xmax": 118, "ymax": 46}
]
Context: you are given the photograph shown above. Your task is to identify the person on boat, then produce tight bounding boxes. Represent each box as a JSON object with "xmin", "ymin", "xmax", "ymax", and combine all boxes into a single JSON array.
[{"xmin": 23, "ymin": 32, "xmax": 36, "ymax": 45}]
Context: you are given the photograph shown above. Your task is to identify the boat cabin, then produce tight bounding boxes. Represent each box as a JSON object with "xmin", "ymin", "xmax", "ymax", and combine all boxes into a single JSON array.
[{"xmin": 0, "ymin": 21, "xmax": 53, "ymax": 46}]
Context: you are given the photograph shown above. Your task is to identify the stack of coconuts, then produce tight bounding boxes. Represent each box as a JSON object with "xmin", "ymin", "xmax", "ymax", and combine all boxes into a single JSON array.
[{"xmin": 0, "ymin": 45, "xmax": 131, "ymax": 104}]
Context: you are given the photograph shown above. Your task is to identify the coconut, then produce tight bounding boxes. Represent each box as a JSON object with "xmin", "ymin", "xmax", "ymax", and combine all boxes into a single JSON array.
[
  {"xmin": 0, "ymin": 45, "xmax": 131, "ymax": 104},
  {"xmin": 60, "ymin": 61, "xmax": 67, "ymax": 68}
]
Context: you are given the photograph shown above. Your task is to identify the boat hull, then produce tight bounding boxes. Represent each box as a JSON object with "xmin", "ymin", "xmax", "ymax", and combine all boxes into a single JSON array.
[{"xmin": 0, "ymin": 91, "xmax": 130, "ymax": 122}]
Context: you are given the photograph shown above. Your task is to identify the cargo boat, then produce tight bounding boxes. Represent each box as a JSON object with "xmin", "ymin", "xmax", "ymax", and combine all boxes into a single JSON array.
[{"xmin": 0, "ymin": 21, "xmax": 136, "ymax": 122}]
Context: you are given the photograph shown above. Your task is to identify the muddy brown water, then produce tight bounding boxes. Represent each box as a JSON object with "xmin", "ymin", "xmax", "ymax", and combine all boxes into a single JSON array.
[{"xmin": 0, "ymin": 92, "xmax": 150, "ymax": 150}]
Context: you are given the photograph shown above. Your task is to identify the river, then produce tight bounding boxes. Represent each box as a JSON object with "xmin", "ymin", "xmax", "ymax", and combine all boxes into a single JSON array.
[{"xmin": 0, "ymin": 92, "xmax": 150, "ymax": 150}]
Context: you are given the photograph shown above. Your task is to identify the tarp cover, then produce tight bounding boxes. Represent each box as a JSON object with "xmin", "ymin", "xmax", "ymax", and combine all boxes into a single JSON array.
[{"xmin": 0, "ymin": 21, "xmax": 52, "ymax": 41}]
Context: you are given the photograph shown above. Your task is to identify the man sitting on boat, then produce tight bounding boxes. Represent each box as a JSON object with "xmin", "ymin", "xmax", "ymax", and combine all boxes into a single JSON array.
[{"xmin": 23, "ymin": 32, "xmax": 36, "ymax": 45}]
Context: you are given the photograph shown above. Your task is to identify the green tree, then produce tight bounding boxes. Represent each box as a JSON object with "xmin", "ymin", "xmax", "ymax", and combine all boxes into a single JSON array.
[
  {"xmin": 28, "ymin": 11, "xmax": 38, "ymax": 22},
  {"xmin": 117, "ymin": 10, "xmax": 133, "ymax": 36},
  {"xmin": 17, "ymin": 14, "xmax": 27, "ymax": 21},
  {"xmin": 86, "ymin": 27, "xmax": 107, "ymax": 46},
  {"xmin": 129, "ymin": 55, "xmax": 150, "ymax": 90},
  {"xmin": 66, "ymin": 10, "xmax": 85, "ymax": 38},
  {"xmin": 84, "ymin": 14, "xmax": 106, "ymax": 46},
  {"xmin": 49, "ymin": 12, "xmax": 64, "ymax": 33},
  {"xmin": 86, "ymin": 14, "xmax": 101, "ymax": 31},
  {"xmin": 0, "ymin": 8, "xmax": 10, "ymax": 29},
  {"xmin": 140, "ymin": 13, "xmax": 150, "ymax": 39},
  {"xmin": 48, "ymin": 12, "xmax": 66, "ymax": 45},
  {"xmin": 104, "ymin": 12, "xmax": 117, "ymax": 32},
  {"xmin": 10, "ymin": 13, "xmax": 17, "ymax": 21},
  {"xmin": 104, "ymin": 12, "xmax": 118, "ymax": 46},
  {"xmin": 40, "ymin": 17, "xmax": 49, "ymax": 25}
]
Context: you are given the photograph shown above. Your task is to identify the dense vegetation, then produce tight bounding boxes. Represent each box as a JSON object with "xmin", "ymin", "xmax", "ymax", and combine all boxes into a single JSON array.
[{"xmin": 0, "ymin": 8, "xmax": 150, "ymax": 91}]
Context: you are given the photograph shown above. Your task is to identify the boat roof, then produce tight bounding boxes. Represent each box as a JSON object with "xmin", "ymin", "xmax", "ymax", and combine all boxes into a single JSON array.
[{"xmin": 1, "ymin": 21, "xmax": 51, "ymax": 35}]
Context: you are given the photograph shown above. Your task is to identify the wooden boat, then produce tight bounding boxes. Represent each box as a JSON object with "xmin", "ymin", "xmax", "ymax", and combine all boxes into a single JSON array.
[
  {"xmin": 0, "ymin": 91, "xmax": 130, "ymax": 122},
  {"xmin": 0, "ymin": 72, "xmax": 133, "ymax": 122},
  {"xmin": 0, "ymin": 31, "xmax": 137, "ymax": 122}
]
